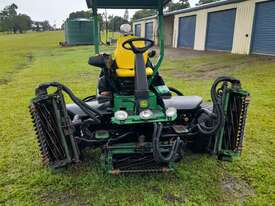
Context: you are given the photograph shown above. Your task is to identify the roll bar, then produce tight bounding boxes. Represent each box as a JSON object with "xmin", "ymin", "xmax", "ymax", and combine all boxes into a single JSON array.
[{"xmin": 87, "ymin": 0, "xmax": 168, "ymax": 85}]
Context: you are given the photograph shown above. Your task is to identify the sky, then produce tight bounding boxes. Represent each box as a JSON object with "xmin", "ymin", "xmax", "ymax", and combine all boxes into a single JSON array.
[{"xmin": 0, "ymin": 0, "xmax": 199, "ymax": 28}]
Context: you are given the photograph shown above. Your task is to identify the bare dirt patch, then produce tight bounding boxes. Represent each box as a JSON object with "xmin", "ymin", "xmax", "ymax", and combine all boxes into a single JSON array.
[{"xmin": 221, "ymin": 173, "xmax": 255, "ymax": 204}]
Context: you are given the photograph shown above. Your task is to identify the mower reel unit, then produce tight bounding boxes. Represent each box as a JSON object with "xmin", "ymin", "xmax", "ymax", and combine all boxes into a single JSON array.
[{"xmin": 29, "ymin": 0, "xmax": 250, "ymax": 174}]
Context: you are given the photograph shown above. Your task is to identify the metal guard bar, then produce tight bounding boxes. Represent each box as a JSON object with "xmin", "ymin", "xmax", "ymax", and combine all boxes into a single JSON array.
[
  {"xmin": 92, "ymin": 4, "xmax": 100, "ymax": 54},
  {"xmin": 149, "ymin": 8, "xmax": 164, "ymax": 85}
]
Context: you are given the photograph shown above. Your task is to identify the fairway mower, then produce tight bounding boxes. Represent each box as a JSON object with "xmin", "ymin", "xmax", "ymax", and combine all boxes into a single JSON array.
[{"xmin": 29, "ymin": 0, "xmax": 250, "ymax": 174}]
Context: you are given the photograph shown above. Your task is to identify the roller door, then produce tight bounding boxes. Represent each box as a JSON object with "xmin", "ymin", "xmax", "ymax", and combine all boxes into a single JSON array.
[
  {"xmin": 145, "ymin": 22, "xmax": 153, "ymax": 40},
  {"xmin": 134, "ymin": 24, "xmax": 141, "ymax": 37},
  {"xmin": 178, "ymin": 15, "xmax": 196, "ymax": 48},
  {"xmin": 251, "ymin": 1, "xmax": 275, "ymax": 55},
  {"xmin": 206, "ymin": 9, "xmax": 236, "ymax": 51}
]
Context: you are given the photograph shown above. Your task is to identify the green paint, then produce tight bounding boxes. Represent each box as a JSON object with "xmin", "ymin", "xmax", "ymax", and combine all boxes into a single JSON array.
[
  {"xmin": 113, "ymin": 92, "xmax": 159, "ymax": 112},
  {"xmin": 92, "ymin": 9, "xmax": 100, "ymax": 54},
  {"xmin": 95, "ymin": 130, "xmax": 110, "ymax": 139},
  {"xmin": 154, "ymin": 85, "xmax": 170, "ymax": 95},
  {"xmin": 217, "ymin": 89, "xmax": 230, "ymax": 154},
  {"xmin": 101, "ymin": 142, "xmax": 175, "ymax": 173},
  {"xmin": 112, "ymin": 91, "xmax": 177, "ymax": 124},
  {"xmin": 149, "ymin": 9, "xmax": 164, "ymax": 85},
  {"xmin": 215, "ymin": 87, "xmax": 250, "ymax": 158},
  {"xmin": 52, "ymin": 98, "xmax": 72, "ymax": 163}
]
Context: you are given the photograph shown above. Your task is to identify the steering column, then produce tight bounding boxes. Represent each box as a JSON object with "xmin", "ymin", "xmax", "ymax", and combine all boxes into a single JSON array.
[{"xmin": 122, "ymin": 38, "xmax": 154, "ymax": 111}]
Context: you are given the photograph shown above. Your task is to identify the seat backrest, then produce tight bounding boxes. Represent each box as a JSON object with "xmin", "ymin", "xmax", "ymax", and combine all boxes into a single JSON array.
[{"xmin": 114, "ymin": 35, "xmax": 148, "ymax": 69}]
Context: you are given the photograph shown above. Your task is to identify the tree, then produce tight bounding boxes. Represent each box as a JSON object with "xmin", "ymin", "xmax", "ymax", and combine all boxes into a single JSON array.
[
  {"xmin": 14, "ymin": 14, "xmax": 32, "ymax": 33},
  {"xmin": 0, "ymin": 3, "xmax": 53, "ymax": 33},
  {"xmin": 132, "ymin": 9, "xmax": 157, "ymax": 21},
  {"xmin": 7, "ymin": 3, "xmax": 18, "ymax": 16},
  {"xmin": 0, "ymin": 3, "xmax": 18, "ymax": 32},
  {"xmin": 197, "ymin": 0, "xmax": 219, "ymax": 5},
  {"xmin": 124, "ymin": 9, "xmax": 129, "ymax": 21},
  {"xmin": 41, "ymin": 21, "xmax": 51, "ymax": 31},
  {"xmin": 68, "ymin": 10, "xmax": 103, "ymax": 30},
  {"xmin": 166, "ymin": 0, "xmax": 190, "ymax": 12},
  {"xmin": 108, "ymin": 16, "xmax": 129, "ymax": 32},
  {"xmin": 69, "ymin": 10, "xmax": 91, "ymax": 19}
]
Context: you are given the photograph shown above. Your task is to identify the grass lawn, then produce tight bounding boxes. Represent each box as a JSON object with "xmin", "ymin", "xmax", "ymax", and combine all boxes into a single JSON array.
[{"xmin": 0, "ymin": 31, "xmax": 274, "ymax": 206}]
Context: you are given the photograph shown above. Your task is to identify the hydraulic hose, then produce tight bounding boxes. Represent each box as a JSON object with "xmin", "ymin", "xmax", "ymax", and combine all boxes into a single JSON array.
[
  {"xmin": 82, "ymin": 95, "xmax": 96, "ymax": 102},
  {"xmin": 36, "ymin": 82, "xmax": 102, "ymax": 124},
  {"xmin": 168, "ymin": 87, "xmax": 183, "ymax": 96},
  {"xmin": 197, "ymin": 76, "xmax": 240, "ymax": 135},
  {"xmin": 152, "ymin": 123, "xmax": 182, "ymax": 163}
]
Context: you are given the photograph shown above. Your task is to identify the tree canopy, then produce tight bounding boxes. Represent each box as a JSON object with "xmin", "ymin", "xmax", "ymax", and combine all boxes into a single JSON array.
[
  {"xmin": 0, "ymin": 3, "xmax": 51, "ymax": 33},
  {"xmin": 132, "ymin": 9, "xmax": 157, "ymax": 21},
  {"xmin": 124, "ymin": 9, "xmax": 129, "ymax": 22},
  {"xmin": 69, "ymin": 10, "xmax": 92, "ymax": 19},
  {"xmin": 67, "ymin": 10, "xmax": 103, "ymax": 29},
  {"xmin": 132, "ymin": 0, "xmax": 191, "ymax": 20},
  {"xmin": 166, "ymin": 0, "xmax": 190, "ymax": 12},
  {"xmin": 108, "ymin": 16, "xmax": 129, "ymax": 32},
  {"xmin": 14, "ymin": 14, "xmax": 32, "ymax": 33},
  {"xmin": 67, "ymin": 10, "xmax": 129, "ymax": 32}
]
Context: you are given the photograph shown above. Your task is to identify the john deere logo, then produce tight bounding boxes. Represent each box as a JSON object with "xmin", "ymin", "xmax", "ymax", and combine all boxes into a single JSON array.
[{"xmin": 140, "ymin": 100, "xmax": 148, "ymax": 108}]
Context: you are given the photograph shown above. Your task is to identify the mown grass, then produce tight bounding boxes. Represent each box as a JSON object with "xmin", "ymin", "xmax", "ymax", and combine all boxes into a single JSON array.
[{"xmin": 0, "ymin": 31, "xmax": 274, "ymax": 206}]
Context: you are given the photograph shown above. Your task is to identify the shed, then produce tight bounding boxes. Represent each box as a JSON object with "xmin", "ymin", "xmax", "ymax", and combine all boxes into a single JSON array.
[
  {"xmin": 64, "ymin": 18, "xmax": 95, "ymax": 46},
  {"xmin": 133, "ymin": 0, "xmax": 275, "ymax": 55}
]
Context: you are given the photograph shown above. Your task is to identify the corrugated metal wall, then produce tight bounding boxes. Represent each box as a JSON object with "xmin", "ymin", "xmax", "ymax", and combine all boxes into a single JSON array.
[
  {"xmin": 205, "ymin": 9, "xmax": 236, "ymax": 51},
  {"xmin": 134, "ymin": 0, "xmax": 274, "ymax": 55},
  {"xmin": 173, "ymin": 0, "xmax": 273, "ymax": 55},
  {"xmin": 251, "ymin": 0, "xmax": 275, "ymax": 55},
  {"xmin": 64, "ymin": 19, "xmax": 94, "ymax": 45},
  {"xmin": 178, "ymin": 15, "xmax": 196, "ymax": 48},
  {"xmin": 145, "ymin": 22, "xmax": 154, "ymax": 40},
  {"xmin": 133, "ymin": 18, "xmax": 158, "ymax": 43},
  {"xmin": 134, "ymin": 24, "xmax": 141, "ymax": 36}
]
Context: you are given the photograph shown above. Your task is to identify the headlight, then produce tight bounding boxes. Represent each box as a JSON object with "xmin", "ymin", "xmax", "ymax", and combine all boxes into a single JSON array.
[
  {"xmin": 114, "ymin": 110, "xmax": 128, "ymax": 121},
  {"xmin": 139, "ymin": 109, "xmax": 153, "ymax": 120},
  {"xmin": 166, "ymin": 107, "xmax": 177, "ymax": 118}
]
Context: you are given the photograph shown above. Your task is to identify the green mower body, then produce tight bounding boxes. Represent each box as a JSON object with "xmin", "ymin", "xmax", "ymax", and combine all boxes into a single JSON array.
[{"xmin": 29, "ymin": 0, "xmax": 250, "ymax": 174}]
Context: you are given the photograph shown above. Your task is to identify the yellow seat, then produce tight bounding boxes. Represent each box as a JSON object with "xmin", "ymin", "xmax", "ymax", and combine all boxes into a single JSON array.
[
  {"xmin": 116, "ymin": 67, "xmax": 153, "ymax": 77},
  {"xmin": 114, "ymin": 35, "xmax": 153, "ymax": 77}
]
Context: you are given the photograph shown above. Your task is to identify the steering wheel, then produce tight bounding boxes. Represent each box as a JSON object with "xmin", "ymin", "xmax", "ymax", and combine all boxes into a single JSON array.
[{"xmin": 122, "ymin": 38, "xmax": 154, "ymax": 54}]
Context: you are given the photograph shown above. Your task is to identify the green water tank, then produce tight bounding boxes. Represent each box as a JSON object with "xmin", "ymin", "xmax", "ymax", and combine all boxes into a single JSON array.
[{"xmin": 64, "ymin": 18, "xmax": 95, "ymax": 45}]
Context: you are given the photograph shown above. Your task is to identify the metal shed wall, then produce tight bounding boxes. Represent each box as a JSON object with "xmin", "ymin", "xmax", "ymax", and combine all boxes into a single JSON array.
[
  {"xmin": 178, "ymin": 15, "xmax": 196, "ymax": 48},
  {"xmin": 64, "ymin": 19, "xmax": 94, "ymax": 45},
  {"xmin": 251, "ymin": 0, "xmax": 275, "ymax": 55},
  {"xmin": 133, "ymin": 18, "xmax": 158, "ymax": 43},
  {"xmin": 231, "ymin": 1, "xmax": 255, "ymax": 54},
  {"xmin": 134, "ymin": 0, "xmax": 273, "ymax": 55},
  {"xmin": 205, "ymin": 9, "xmax": 236, "ymax": 51},
  {"xmin": 145, "ymin": 22, "xmax": 154, "ymax": 40},
  {"xmin": 134, "ymin": 24, "xmax": 141, "ymax": 36},
  {"xmin": 173, "ymin": 3, "xmax": 240, "ymax": 50},
  {"xmin": 163, "ymin": 15, "xmax": 174, "ymax": 46}
]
